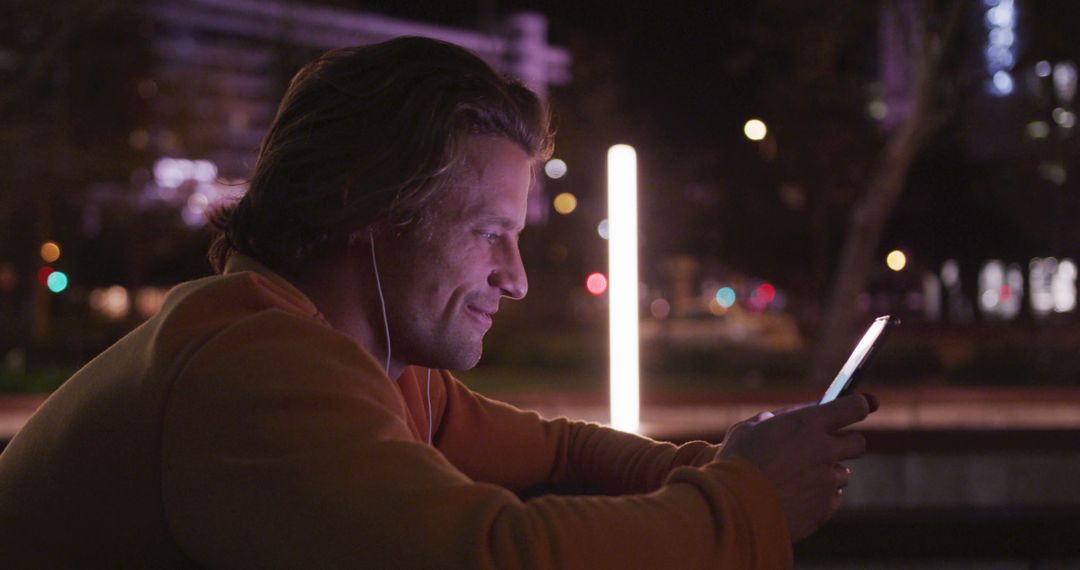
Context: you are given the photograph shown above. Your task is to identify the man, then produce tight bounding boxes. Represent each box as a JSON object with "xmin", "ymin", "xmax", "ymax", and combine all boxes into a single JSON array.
[{"xmin": 0, "ymin": 37, "xmax": 873, "ymax": 568}]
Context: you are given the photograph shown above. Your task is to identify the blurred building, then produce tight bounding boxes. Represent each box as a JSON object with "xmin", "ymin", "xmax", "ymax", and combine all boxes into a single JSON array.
[
  {"xmin": 127, "ymin": 0, "xmax": 572, "ymax": 231},
  {"xmin": 876, "ymin": 0, "xmax": 1080, "ymax": 327},
  {"xmin": 144, "ymin": 0, "xmax": 570, "ymax": 181}
]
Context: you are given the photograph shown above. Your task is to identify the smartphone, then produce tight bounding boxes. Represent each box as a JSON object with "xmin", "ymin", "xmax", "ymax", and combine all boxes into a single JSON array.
[{"xmin": 819, "ymin": 315, "xmax": 899, "ymax": 404}]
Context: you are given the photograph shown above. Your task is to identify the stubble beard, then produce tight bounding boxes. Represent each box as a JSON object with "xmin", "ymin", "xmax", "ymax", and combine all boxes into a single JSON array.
[
  {"xmin": 396, "ymin": 313, "xmax": 485, "ymax": 372},
  {"xmin": 432, "ymin": 323, "xmax": 484, "ymax": 371}
]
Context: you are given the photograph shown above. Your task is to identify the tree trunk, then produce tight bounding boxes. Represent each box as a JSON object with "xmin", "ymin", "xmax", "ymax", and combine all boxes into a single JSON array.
[
  {"xmin": 809, "ymin": 0, "xmax": 960, "ymax": 384},
  {"xmin": 809, "ymin": 122, "xmax": 928, "ymax": 383}
]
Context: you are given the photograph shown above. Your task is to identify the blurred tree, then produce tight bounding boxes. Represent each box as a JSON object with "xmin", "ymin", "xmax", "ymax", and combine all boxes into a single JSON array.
[
  {"xmin": 718, "ymin": 0, "xmax": 966, "ymax": 382},
  {"xmin": 811, "ymin": 1, "xmax": 965, "ymax": 383}
]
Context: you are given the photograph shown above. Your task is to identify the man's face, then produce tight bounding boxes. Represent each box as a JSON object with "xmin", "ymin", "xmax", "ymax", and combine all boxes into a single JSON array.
[{"xmin": 373, "ymin": 135, "xmax": 532, "ymax": 371}]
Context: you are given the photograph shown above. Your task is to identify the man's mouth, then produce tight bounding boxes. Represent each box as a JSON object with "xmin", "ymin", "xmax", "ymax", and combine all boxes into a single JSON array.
[{"xmin": 465, "ymin": 304, "xmax": 496, "ymax": 329}]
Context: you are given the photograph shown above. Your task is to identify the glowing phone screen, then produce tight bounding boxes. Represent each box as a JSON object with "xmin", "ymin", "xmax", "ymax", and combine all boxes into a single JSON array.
[{"xmin": 819, "ymin": 316, "xmax": 895, "ymax": 404}]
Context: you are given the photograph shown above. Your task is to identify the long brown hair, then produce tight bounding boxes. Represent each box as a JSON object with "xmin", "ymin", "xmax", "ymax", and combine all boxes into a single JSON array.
[{"xmin": 207, "ymin": 36, "xmax": 553, "ymax": 275}]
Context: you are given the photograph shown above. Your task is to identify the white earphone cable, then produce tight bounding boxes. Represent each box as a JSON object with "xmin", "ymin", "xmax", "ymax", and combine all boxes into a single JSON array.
[
  {"xmin": 426, "ymin": 368, "xmax": 433, "ymax": 445},
  {"xmin": 369, "ymin": 230, "xmax": 392, "ymax": 374},
  {"xmin": 369, "ymin": 229, "xmax": 433, "ymax": 445}
]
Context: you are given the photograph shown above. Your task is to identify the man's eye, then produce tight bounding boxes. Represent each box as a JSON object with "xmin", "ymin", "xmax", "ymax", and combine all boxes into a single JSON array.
[{"xmin": 478, "ymin": 231, "xmax": 498, "ymax": 242}]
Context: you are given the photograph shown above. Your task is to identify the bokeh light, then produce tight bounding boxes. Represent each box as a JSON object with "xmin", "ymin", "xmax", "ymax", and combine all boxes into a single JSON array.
[
  {"xmin": 154, "ymin": 158, "xmax": 187, "ymax": 188},
  {"xmin": 553, "ymin": 192, "xmax": 577, "ymax": 215},
  {"xmin": 544, "ymin": 158, "xmax": 567, "ymax": 179},
  {"xmin": 36, "ymin": 266, "xmax": 54, "ymax": 287},
  {"xmin": 756, "ymin": 283, "xmax": 776, "ymax": 304},
  {"xmin": 1032, "ymin": 257, "xmax": 1079, "ymax": 314},
  {"xmin": 1052, "ymin": 107, "xmax": 1076, "ymax": 128},
  {"xmin": 40, "ymin": 241, "xmax": 61, "ymax": 263},
  {"xmin": 868, "ymin": 100, "xmax": 888, "ymax": 120},
  {"xmin": 743, "ymin": 118, "xmax": 767, "ymax": 141},
  {"xmin": 0, "ymin": 263, "xmax": 17, "ymax": 292},
  {"xmin": 715, "ymin": 286, "xmax": 736, "ymax": 308},
  {"xmin": 1026, "ymin": 121, "xmax": 1050, "ymax": 139},
  {"xmin": 135, "ymin": 287, "xmax": 168, "ymax": 318},
  {"xmin": 597, "ymin": 219, "xmax": 610, "ymax": 240},
  {"xmin": 89, "ymin": 286, "xmax": 130, "ymax": 321},
  {"xmin": 649, "ymin": 298, "xmax": 671, "ymax": 319},
  {"xmin": 1055, "ymin": 259, "xmax": 1078, "ymax": 313},
  {"xmin": 586, "ymin": 272, "xmax": 608, "ymax": 296},
  {"xmin": 46, "ymin": 271, "xmax": 68, "ymax": 293},
  {"xmin": 992, "ymin": 70, "xmax": 1014, "ymax": 95},
  {"xmin": 887, "ymin": 250, "xmax": 908, "ymax": 271},
  {"xmin": 941, "ymin": 259, "xmax": 960, "ymax": 287}
]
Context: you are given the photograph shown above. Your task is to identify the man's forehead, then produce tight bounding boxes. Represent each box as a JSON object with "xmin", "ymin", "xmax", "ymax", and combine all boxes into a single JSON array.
[
  {"xmin": 430, "ymin": 175, "xmax": 524, "ymax": 225},
  {"xmin": 456, "ymin": 136, "xmax": 533, "ymax": 179},
  {"xmin": 436, "ymin": 136, "xmax": 532, "ymax": 224}
]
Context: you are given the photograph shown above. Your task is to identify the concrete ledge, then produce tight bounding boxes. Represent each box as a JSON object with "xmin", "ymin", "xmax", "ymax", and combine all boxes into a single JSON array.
[{"xmin": 796, "ymin": 506, "xmax": 1080, "ymax": 563}]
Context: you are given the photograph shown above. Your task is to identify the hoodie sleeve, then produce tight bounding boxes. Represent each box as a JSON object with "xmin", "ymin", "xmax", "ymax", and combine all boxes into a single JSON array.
[
  {"xmin": 160, "ymin": 311, "xmax": 792, "ymax": 569},
  {"xmin": 433, "ymin": 372, "xmax": 722, "ymax": 494}
]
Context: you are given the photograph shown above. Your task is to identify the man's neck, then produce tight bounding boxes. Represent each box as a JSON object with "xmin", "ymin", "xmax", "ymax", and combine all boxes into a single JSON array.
[{"xmin": 288, "ymin": 255, "xmax": 405, "ymax": 380}]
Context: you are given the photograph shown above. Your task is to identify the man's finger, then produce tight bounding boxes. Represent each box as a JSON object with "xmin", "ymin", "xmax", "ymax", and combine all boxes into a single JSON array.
[
  {"xmin": 831, "ymin": 431, "xmax": 867, "ymax": 461},
  {"xmin": 771, "ymin": 401, "xmax": 814, "ymax": 416},
  {"xmin": 818, "ymin": 393, "xmax": 871, "ymax": 431},
  {"xmin": 834, "ymin": 463, "xmax": 852, "ymax": 489}
]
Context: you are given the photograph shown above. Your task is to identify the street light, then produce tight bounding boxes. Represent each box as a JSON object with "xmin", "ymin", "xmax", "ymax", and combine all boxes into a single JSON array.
[{"xmin": 607, "ymin": 144, "xmax": 639, "ymax": 433}]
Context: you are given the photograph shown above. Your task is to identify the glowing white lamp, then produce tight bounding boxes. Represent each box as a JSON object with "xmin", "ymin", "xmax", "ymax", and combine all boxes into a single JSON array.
[{"xmin": 607, "ymin": 144, "xmax": 640, "ymax": 433}]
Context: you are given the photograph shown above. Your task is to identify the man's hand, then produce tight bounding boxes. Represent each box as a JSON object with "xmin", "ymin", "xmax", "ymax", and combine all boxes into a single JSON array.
[{"xmin": 717, "ymin": 393, "xmax": 876, "ymax": 542}]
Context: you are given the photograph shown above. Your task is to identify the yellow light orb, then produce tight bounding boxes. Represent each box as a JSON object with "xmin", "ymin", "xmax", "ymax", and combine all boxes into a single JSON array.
[
  {"xmin": 708, "ymin": 298, "xmax": 728, "ymax": 316},
  {"xmin": 743, "ymin": 119, "xmax": 767, "ymax": 141},
  {"xmin": 40, "ymin": 241, "xmax": 61, "ymax": 263},
  {"xmin": 886, "ymin": 250, "xmax": 907, "ymax": 272},
  {"xmin": 553, "ymin": 192, "xmax": 577, "ymax": 215}
]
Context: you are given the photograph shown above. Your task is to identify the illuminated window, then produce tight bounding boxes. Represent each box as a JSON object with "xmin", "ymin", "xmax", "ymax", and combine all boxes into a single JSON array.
[
  {"xmin": 1029, "ymin": 257, "xmax": 1077, "ymax": 317},
  {"xmin": 978, "ymin": 260, "xmax": 1023, "ymax": 319}
]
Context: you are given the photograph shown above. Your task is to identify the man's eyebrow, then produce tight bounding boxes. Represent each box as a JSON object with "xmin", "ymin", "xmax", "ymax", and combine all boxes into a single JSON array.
[{"xmin": 473, "ymin": 213, "xmax": 523, "ymax": 232}]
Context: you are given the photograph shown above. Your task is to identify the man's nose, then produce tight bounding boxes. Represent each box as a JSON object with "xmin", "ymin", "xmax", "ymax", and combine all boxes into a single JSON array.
[{"xmin": 489, "ymin": 247, "xmax": 528, "ymax": 300}]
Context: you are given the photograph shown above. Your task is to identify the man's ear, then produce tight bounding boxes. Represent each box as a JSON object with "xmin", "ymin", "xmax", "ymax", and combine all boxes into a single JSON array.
[{"xmin": 347, "ymin": 227, "xmax": 375, "ymax": 247}]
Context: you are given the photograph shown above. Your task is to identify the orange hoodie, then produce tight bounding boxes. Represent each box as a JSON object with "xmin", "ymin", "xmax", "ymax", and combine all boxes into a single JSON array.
[{"xmin": 0, "ymin": 254, "xmax": 791, "ymax": 568}]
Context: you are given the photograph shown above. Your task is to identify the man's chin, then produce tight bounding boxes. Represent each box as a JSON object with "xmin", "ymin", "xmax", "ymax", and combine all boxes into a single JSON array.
[
  {"xmin": 427, "ymin": 340, "xmax": 483, "ymax": 372},
  {"xmin": 455, "ymin": 346, "xmax": 483, "ymax": 371}
]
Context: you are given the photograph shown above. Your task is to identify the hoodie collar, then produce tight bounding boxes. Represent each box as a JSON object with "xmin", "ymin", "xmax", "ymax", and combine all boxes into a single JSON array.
[{"xmin": 223, "ymin": 253, "xmax": 327, "ymax": 324}]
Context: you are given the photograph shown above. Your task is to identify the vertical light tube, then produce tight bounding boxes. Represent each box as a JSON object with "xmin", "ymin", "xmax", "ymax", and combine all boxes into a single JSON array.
[{"xmin": 607, "ymin": 144, "xmax": 639, "ymax": 433}]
